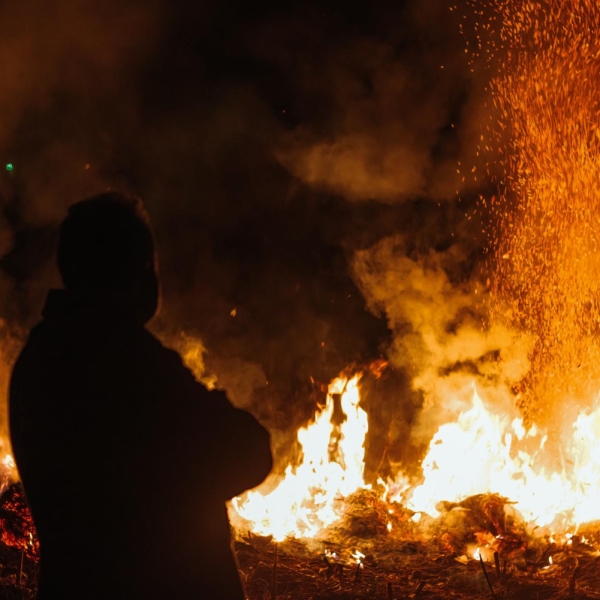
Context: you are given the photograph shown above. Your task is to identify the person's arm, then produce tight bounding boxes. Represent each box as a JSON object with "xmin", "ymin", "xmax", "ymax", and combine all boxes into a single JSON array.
[
  {"xmin": 164, "ymin": 345, "xmax": 273, "ymax": 501},
  {"xmin": 201, "ymin": 389, "xmax": 272, "ymax": 500}
]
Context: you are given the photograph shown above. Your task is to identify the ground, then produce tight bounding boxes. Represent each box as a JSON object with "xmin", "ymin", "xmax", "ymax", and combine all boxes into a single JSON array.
[{"xmin": 1, "ymin": 485, "xmax": 600, "ymax": 599}]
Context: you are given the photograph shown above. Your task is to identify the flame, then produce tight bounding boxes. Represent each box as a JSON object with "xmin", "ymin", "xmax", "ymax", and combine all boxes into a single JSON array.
[
  {"xmin": 2, "ymin": 454, "xmax": 15, "ymax": 471},
  {"xmin": 0, "ymin": 442, "xmax": 18, "ymax": 494},
  {"xmin": 231, "ymin": 371, "xmax": 600, "ymax": 542},
  {"xmin": 406, "ymin": 384, "xmax": 600, "ymax": 533},
  {"xmin": 230, "ymin": 375, "xmax": 368, "ymax": 541}
]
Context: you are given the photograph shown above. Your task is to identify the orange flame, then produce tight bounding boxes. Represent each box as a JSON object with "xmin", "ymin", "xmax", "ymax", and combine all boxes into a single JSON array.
[
  {"xmin": 405, "ymin": 384, "xmax": 600, "ymax": 533},
  {"xmin": 230, "ymin": 375, "xmax": 368, "ymax": 541},
  {"xmin": 232, "ymin": 375, "xmax": 600, "ymax": 542}
]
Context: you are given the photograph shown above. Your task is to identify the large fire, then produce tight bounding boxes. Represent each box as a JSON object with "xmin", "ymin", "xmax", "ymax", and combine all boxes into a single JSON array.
[
  {"xmin": 1, "ymin": 2, "xmax": 599, "ymax": 594},
  {"xmin": 230, "ymin": 375, "xmax": 600, "ymax": 543},
  {"xmin": 407, "ymin": 387, "xmax": 600, "ymax": 531}
]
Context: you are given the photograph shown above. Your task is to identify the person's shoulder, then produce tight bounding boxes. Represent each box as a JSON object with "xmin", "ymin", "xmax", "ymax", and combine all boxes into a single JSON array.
[
  {"xmin": 137, "ymin": 328, "xmax": 215, "ymax": 393},
  {"xmin": 12, "ymin": 319, "xmax": 58, "ymax": 373},
  {"xmin": 20, "ymin": 319, "xmax": 53, "ymax": 348}
]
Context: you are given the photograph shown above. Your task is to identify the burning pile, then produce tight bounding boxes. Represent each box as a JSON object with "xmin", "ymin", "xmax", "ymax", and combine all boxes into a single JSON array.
[
  {"xmin": 407, "ymin": 387, "xmax": 600, "ymax": 532},
  {"xmin": 230, "ymin": 375, "xmax": 600, "ymax": 546},
  {"xmin": 230, "ymin": 374, "xmax": 600, "ymax": 599},
  {"xmin": 231, "ymin": 4, "xmax": 600, "ymax": 589}
]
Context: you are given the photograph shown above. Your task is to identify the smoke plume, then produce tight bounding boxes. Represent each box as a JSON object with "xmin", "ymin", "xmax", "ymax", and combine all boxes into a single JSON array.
[
  {"xmin": 0, "ymin": 0, "xmax": 509, "ymax": 477},
  {"xmin": 352, "ymin": 234, "xmax": 531, "ymax": 473}
]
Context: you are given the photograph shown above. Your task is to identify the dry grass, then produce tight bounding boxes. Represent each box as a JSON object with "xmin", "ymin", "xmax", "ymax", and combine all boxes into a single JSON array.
[
  {"xmin": 1, "ymin": 483, "xmax": 599, "ymax": 600},
  {"xmin": 234, "ymin": 490, "xmax": 600, "ymax": 600}
]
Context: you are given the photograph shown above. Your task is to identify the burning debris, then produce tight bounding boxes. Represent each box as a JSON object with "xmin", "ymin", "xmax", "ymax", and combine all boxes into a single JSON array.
[
  {"xmin": 227, "ymin": 372, "xmax": 600, "ymax": 598},
  {"xmin": 0, "ymin": 483, "xmax": 38, "ymax": 599},
  {"xmin": 0, "ymin": 484, "xmax": 38, "ymax": 562},
  {"xmin": 231, "ymin": 374, "xmax": 600, "ymax": 543},
  {"xmin": 230, "ymin": 376, "xmax": 368, "ymax": 541},
  {"xmin": 233, "ymin": 490, "xmax": 600, "ymax": 599}
]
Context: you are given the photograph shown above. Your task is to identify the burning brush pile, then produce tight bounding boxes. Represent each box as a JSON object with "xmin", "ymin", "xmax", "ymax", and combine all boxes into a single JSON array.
[
  {"xmin": 229, "ymin": 2, "xmax": 600, "ymax": 594},
  {"xmin": 0, "ymin": 484, "xmax": 38, "ymax": 599},
  {"xmin": 229, "ymin": 375, "xmax": 600, "ymax": 599}
]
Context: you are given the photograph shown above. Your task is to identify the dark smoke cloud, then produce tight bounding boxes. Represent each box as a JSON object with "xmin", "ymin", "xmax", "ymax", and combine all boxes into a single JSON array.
[
  {"xmin": 0, "ymin": 0, "xmax": 495, "ymax": 472},
  {"xmin": 0, "ymin": 0, "xmax": 160, "ymax": 207},
  {"xmin": 265, "ymin": 1, "xmax": 479, "ymax": 202},
  {"xmin": 0, "ymin": 0, "xmax": 161, "ymax": 438}
]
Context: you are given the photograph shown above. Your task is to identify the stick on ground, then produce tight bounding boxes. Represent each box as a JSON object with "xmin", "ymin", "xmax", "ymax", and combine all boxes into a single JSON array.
[
  {"xmin": 17, "ymin": 548, "xmax": 24, "ymax": 588},
  {"xmin": 479, "ymin": 555, "xmax": 497, "ymax": 600},
  {"xmin": 323, "ymin": 555, "xmax": 333, "ymax": 579},
  {"xmin": 494, "ymin": 552, "xmax": 501, "ymax": 579},
  {"xmin": 272, "ymin": 543, "xmax": 278, "ymax": 600},
  {"xmin": 353, "ymin": 563, "xmax": 361, "ymax": 591},
  {"xmin": 570, "ymin": 561, "xmax": 579, "ymax": 599}
]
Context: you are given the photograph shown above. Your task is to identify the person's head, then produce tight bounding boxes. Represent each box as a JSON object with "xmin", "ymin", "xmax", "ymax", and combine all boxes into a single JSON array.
[{"xmin": 57, "ymin": 192, "xmax": 160, "ymax": 323}]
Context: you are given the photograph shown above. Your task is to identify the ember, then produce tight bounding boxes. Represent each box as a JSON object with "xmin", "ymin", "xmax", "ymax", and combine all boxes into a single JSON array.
[
  {"xmin": 0, "ymin": 484, "xmax": 38, "ymax": 599},
  {"xmin": 481, "ymin": 0, "xmax": 600, "ymax": 422},
  {"xmin": 0, "ymin": 484, "xmax": 38, "ymax": 561}
]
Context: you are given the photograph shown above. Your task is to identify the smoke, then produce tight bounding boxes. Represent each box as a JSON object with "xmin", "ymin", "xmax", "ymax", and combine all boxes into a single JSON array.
[
  {"xmin": 352, "ymin": 235, "xmax": 532, "ymax": 467},
  {"xmin": 0, "ymin": 0, "xmax": 509, "ymax": 477},
  {"xmin": 0, "ymin": 0, "xmax": 162, "ymax": 468},
  {"xmin": 0, "ymin": 0, "xmax": 161, "ymax": 221},
  {"xmin": 259, "ymin": 0, "xmax": 486, "ymax": 203}
]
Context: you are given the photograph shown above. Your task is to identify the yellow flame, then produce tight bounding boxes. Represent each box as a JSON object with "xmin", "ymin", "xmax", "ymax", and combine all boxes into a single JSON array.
[
  {"xmin": 2, "ymin": 454, "xmax": 14, "ymax": 471},
  {"xmin": 407, "ymin": 384, "xmax": 600, "ymax": 532},
  {"xmin": 231, "ymin": 372, "xmax": 600, "ymax": 542},
  {"xmin": 230, "ymin": 375, "xmax": 368, "ymax": 541}
]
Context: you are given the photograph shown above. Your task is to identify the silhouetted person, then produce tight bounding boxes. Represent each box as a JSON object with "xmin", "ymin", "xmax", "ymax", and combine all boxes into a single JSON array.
[{"xmin": 9, "ymin": 193, "xmax": 272, "ymax": 599}]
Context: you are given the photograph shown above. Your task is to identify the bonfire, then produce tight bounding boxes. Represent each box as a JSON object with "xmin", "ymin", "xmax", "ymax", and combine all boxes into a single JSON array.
[
  {"xmin": 229, "ymin": 374, "xmax": 600, "ymax": 599},
  {"xmin": 228, "ymin": 0, "xmax": 600, "ymax": 596}
]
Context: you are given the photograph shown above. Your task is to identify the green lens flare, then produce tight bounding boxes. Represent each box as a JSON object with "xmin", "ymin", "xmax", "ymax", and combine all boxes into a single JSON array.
[{"xmin": 5, "ymin": 163, "xmax": 13, "ymax": 172}]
